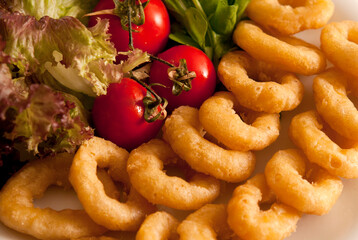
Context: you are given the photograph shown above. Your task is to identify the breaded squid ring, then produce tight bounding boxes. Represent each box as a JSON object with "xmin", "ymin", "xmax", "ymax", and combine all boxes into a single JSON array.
[
  {"xmin": 73, "ymin": 237, "xmax": 118, "ymax": 240},
  {"xmin": 218, "ymin": 51, "xmax": 304, "ymax": 113},
  {"xmin": 162, "ymin": 106, "xmax": 256, "ymax": 183},
  {"xmin": 313, "ymin": 68, "xmax": 358, "ymax": 141},
  {"xmin": 289, "ymin": 110, "xmax": 358, "ymax": 178},
  {"xmin": 177, "ymin": 204, "xmax": 235, "ymax": 240},
  {"xmin": 127, "ymin": 139, "xmax": 220, "ymax": 210},
  {"xmin": 0, "ymin": 153, "xmax": 107, "ymax": 240},
  {"xmin": 346, "ymin": 68, "xmax": 358, "ymax": 95},
  {"xmin": 136, "ymin": 211, "xmax": 179, "ymax": 240},
  {"xmin": 321, "ymin": 21, "xmax": 358, "ymax": 77},
  {"xmin": 246, "ymin": 0, "xmax": 334, "ymax": 35},
  {"xmin": 69, "ymin": 137, "xmax": 156, "ymax": 231},
  {"xmin": 265, "ymin": 149, "xmax": 343, "ymax": 215},
  {"xmin": 199, "ymin": 91, "xmax": 280, "ymax": 151},
  {"xmin": 233, "ymin": 21, "xmax": 326, "ymax": 75},
  {"xmin": 227, "ymin": 174, "xmax": 301, "ymax": 240},
  {"xmin": 96, "ymin": 169, "xmax": 122, "ymax": 200}
]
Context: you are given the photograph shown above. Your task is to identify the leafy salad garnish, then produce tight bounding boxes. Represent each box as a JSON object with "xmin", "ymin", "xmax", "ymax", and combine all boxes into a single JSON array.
[
  {"xmin": 163, "ymin": 0, "xmax": 250, "ymax": 66},
  {"xmin": 0, "ymin": 11, "xmax": 117, "ymax": 96},
  {"xmin": 0, "ymin": 37, "xmax": 93, "ymax": 157},
  {"xmin": 0, "ymin": 6, "xmax": 151, "ymax": 165},
  {"xmin": 2, "ymin": 0, "xmax": 98, "ymax": 24}
]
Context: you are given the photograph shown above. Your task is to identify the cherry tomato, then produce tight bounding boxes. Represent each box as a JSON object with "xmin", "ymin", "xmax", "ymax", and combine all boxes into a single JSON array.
[
  {"xmin": 149, "ymin": 45, "xmax": 217, "ymax": 112},
  {"xmin": 88, "ymin": 0, "xmax": 170, "ymax": 61},
  {"xmin": 92, "ymin": 78, "xmax": 163, "ymax": 150}
]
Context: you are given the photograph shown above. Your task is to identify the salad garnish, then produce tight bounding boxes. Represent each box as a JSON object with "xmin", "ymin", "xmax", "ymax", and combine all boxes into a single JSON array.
[{"xmin": 163, "ymin": 0, "xmax": 250, "ymax": 66}]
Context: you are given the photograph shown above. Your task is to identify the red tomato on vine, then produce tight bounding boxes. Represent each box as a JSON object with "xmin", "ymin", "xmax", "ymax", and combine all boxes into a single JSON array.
[
  {"xmin": 92, "ymin": 78, "xmax": 164, "ymax": 150},
  {"xmin": 88, "ymin": 0, "xmax": 170, "ymax": 61},
  {"xmin": 149, "ymin": 45, "xmax": 217, "ymax": 112}
]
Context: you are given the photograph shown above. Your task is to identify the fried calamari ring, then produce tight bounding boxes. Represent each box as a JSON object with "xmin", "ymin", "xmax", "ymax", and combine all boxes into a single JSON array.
[
  {"xmin": 265, "ymin": 149, "xmax": 343, "ymax": 215},
  {"xmin": 127, "ymin": 139, "xmax": 220, "ymax": 210},
  {"xmin": 136, "ymin": 211, "xmax": 179, "ymax": 240},
  {"xmin": 218, "ymin": 51, "xmax": 304, "ymax": 113},
  {"xmin": 177, "ymin": 204, "xmax": 235, "ymax": 240},
  {"xmin": 289, "ymin": 110, "xmax": 358, "ymax": 178},
  {"xmin": 227, "ymin": 174, "xmax": 301, "ymax": 240},
  {"xmin": 346, "ymin": 69, "xmax": 358, "ymax": 94},
  {"xmin": 96, "ymin": 169, "xmax": 122, "ymax": 200},
  {"xmin": 162, "ymin": 106, "xmax": 256, "ymax": 183},
  {"xmin": 233, "ymin": 21, "xmax": 326, "ymax": 75},
  {"xmin": 199, "ymin": 91, "xmax": 280, "ymax": 151},
  {"xmin": 0, "ymin": 153, "xmax": 107, "ymax": 240},
  {"xmin": 69, "ymin": 137, "xmax": 156, "ymax": 231},
  {"xmin": 313, "ymin": 68, "xmax": 358, "ymax": 141},
  {"xmin": 246, "ymin": 0, "xmax": 334, "ymax": 35},
  {"xmin": 73, "ymin": 237, "xmax": 118, "ymax": 240},
  {"xmin": 321, "ymin": 21, "xmax": 358, "ymax": 77}
]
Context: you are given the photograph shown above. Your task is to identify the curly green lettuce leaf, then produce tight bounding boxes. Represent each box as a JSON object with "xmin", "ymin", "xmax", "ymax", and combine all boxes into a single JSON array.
[
  {"xmin": 3, "ymin": 83, "xmax": 93, "ymax": 155},
  {"xmin": 0, "ymin": 46, "xmax": 93, "ymax": 155},
  {"xmin": 1, "ymin": 0, "xmax": 97, "ymax": 24},
  {"xmin": 0, "ymin": 64, "xmax": 21, "ymax": 118},
  {"xmin": 0, "ymin": 11, "xmax": 119, "ymax": 96},
  {"xmin": 0, "ymin": 35, "xmax": 93, "ymax": 182}
]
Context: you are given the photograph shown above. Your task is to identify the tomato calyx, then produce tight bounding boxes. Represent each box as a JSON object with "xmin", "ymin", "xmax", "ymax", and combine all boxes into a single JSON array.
[
  {"xmin": 85, "ymin": 0, "xmax": 149, "ymax": 31},
  {"xmin": 143, "ymin": 89, "xmax": 167, "ymax": 122},
  {"xmin": 130, "ymin": 73, "xmax": 168, "ymax": 123},
  {"xmin": 116, "ymin": 0, "xmax": 149, "ymax": 30},
  {"xmin": 168, "ymin": 59, "xmax": 196, "ymax": 96},
  {"xmin": 149, "ymin": 55, "xmax": 196, "ymax": 96}
]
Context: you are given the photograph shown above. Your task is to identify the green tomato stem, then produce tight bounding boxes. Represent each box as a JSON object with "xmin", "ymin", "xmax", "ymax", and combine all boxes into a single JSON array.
[
  {"xmin": 149, "ymin": 54, "xmax": 175, "ymax": 67},
  {"xmin": 127, "ymin": 1, "xmax": 134, "ymax": 51}
]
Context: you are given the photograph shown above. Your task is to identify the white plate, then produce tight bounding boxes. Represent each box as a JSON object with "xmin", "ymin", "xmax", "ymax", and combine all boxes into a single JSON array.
[{"xmin": 1, "ymin": 0, "xmax": 358, "ymax": 239}]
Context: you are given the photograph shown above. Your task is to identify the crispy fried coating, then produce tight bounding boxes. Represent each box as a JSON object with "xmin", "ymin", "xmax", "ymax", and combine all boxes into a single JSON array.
[
  {"xmin": 218, "ymin": 50, "xmax": 304, "ymax": 113},
  {"xmin": 265, "ymin": 149, "xmax": 343, "ymax": 215},
  {"xmin": 233, "ymin": 21, "xmax": 326, "ymax": 75},
  {"xmin": 177, "ymin": 204, "xmax": 235, "ymax": 240},
  {"xmin": 127, "ymin": 139, "xmax": 220, "ymax": 210},
  {"xmin": 163, "ymin": 106, "xmax": 256, "ymax": 183},
  {"xmin": 0, "ymin": 153, "xmax": 107, "ymax": 240},
  {"xmin": 313, "ymin": 68, "xmax": 358, "ymax": 141},
  {"xmin": 227, "ymin": 174, "xmax": 301, "ymax": 240},
  {"xmin": 70, "ymin": 137, "xmax": 156, "ymax": 231},
  {"xmin": 289, "ymin": 110, "xmax": 358, "ymax": 178},
  {"xmin": 321, "ymin": 21, "xmax": 358, "ymax": 77},
  {"xmin": 247, "ymin": 0, "xmax": 334, "ymax": 35},
  {"xmin": 199, "ymin": 91, "xmax": 280, "ymax": 151},
  {"xmin": 136, "ymin": 211, "xmax": 179, "ymax": 240}
]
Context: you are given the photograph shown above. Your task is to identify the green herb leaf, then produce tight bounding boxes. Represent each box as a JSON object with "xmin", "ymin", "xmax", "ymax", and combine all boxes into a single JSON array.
[
  {"xmin": 199, "ymin": 0, "xmax": 218, "ymax": 16},
  {"xmin": 184, "ymin": 7, "xmax": 208, "ymax": 48},
  {"xmin": 169, "ymin": 23, "xmax": 201, "ymax": 48},
  {"xmin": 210, "ymin": 0, "xmax": 239, "ymax": 36},
  {"xmin": 162, "ymin": 0, "xmax": 194, "ymax": 20},
  {"xmin": 164, "ymin": 0, "xmax": 251, "ymax": 66},
  {"xmin": 235, "ymin": 0, "xmax": 251, "ymax": 21}
]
